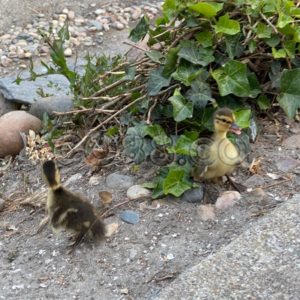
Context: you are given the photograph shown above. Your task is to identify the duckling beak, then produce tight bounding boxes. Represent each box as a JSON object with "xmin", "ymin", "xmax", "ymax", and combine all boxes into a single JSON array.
[{"xmin": 229, "ymin": 122, "xmax": 241, "ymax": 135}]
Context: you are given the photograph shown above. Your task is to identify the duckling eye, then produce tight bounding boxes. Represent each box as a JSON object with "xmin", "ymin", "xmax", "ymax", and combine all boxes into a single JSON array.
[{"xmin": 216, "ymin": 117, "xmax": 231, "ymax": 124}]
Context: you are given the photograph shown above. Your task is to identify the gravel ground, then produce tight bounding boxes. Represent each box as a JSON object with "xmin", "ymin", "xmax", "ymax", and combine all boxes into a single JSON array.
[
  {"xmin": 1, "ymin": 116, "xmax": 300, "ymax": 299},
  {"xmin": 1, "ymin": 1, "xmax": 300, "ymax": 299},
  {"xmin": 0, "ymin": 0, "xmax": 162, "ymax": 76}
]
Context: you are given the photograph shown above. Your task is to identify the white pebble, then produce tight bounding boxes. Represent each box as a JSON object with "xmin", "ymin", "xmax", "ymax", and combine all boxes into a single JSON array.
[{"xmin": 64, "ymin": 48, "xmax": 72, "ymax": 57}]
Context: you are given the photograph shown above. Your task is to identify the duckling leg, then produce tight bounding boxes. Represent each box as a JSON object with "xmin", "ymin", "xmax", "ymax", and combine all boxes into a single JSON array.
[
  {"xmin": 225, "ymin": 175, "xmax": 246, "ymax": 192},
  {"xmin": 67, "ymin": 231, "xmax": 86, "ymax": 254}
]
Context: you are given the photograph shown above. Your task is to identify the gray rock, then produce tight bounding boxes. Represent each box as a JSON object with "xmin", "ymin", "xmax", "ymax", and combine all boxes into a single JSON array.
[
  {"xmin": 106, "ymin": 173, "xmax": 135, "ymax": 190},
  {"xmin": 244, "ymin": 174, "xmax": 265, "ymax": 188},
  {"xmin": 181, "ymin": 187, "xmax": 204, "ymax": 203},
  {"xmin": 276, "ymin": 157, "xmax": 300, "ymax": 172},
  {"xmin": 0, "ymin": 93, "xmax": 18, "ymax": 116},
  {"xmin": 156, "ymin": 194, "xmax": 300, "ymax": 300},
  {"xmin": 64, "ymin": 173, "xmax": 83, "ymax": 186},
  {"xmin": 0, "ymin": 73, "xmax": 70, "ymax": 105},
  {"xmin": 87, "ymin": 20, "xmax": 103, "ymax": 31},
  {"xmin": 29, "ymin": 95, "xmax": 73, "ymax": 119},
  {"xmin": 282, "ymin": 134, "xmax": 300, "ymax": 149},
  {"xmin": 120, "ymin": 210, "xmax": 140, "ymax": 224}
]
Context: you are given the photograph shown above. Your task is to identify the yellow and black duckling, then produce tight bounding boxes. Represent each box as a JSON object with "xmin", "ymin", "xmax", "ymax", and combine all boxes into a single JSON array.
[
  {"xmin": 42, "ymin": 160, "xmax": 106, "ymax": 249},
  {"xmin": 192, "ymin": 107, "xmax": 243, "ymax": 184}
]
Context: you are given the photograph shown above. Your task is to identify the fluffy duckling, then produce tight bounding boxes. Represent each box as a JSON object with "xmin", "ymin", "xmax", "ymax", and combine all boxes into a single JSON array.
[
  {"xmin": 42, "ymin": 160, "xmax": 106, "ymax": 249},
  {"xmin": 192, "ymin": 107, "xmax": 242, "ymax": 182}
]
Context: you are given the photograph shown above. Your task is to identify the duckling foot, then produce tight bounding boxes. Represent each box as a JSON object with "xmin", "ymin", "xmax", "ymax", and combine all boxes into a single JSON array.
[
  {"xmin": 67, "ymin": 232, "xmax": 86, "ymax": 254},
  {"xmin": 225, "ymin": 175, "xmax": 246, "ymax": 193}
]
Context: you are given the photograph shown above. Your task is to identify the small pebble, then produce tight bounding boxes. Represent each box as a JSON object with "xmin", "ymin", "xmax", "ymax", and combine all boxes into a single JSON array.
[{"xmin": 64, "ymin": 48, "xmax": 72, "ymax": 57}]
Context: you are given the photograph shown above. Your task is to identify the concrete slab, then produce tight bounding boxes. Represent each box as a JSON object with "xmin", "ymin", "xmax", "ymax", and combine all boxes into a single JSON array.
[{"xmin": 156, "ymin": 194, "xmax": 300, "ymax": 300}]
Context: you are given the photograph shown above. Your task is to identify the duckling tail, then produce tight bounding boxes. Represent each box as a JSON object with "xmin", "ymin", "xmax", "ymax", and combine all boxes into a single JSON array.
[
  {"xmin": 42, "ymin": 160, "xmax": 61, "ymax": 189},
  {"xmin": 90, "ymin": 218, "xmax": 106, "ymax": 239}
]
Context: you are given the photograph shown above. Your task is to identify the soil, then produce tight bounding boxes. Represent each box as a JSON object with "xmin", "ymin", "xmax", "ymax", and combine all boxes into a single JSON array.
[{"xmin": 1, "ymin": 113, "xmax": 300, "ymax": 300}]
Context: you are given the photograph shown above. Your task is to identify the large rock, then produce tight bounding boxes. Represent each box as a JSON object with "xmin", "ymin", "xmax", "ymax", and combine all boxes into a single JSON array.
[
  {"xmin": 0, "ymin": 111, "xmax": 42, "ymax": 157},
  {"xmin": 29, "ymin": 95, "xmax": 73, "ymax": 119},
  {"xmin": 0, "ymin": 73, "xmax": 70, "ymax": 105}
]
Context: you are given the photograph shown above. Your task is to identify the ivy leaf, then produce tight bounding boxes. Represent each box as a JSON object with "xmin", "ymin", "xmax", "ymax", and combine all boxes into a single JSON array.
[
  {"xmin": 214, "ymin": 14, "xmax": 241, "ymax": 35},
  {"xmin": 195, "ymin": 31, "xmax": 213, "ymax": 48},
  {"xmin": 129, "ymin": 16, "xmax": 149, "ymax": 42},
  {"xmin": 171, "ymin": 60, "xmax": 203, "ymax": 86},
  {"xmin": 234, "ymin": 109, "xmax": 251, "ymax": 128},
  {"xmin": 277, "ymin": 68, "xmax": 300, "ymax": 119},
  {"xmin": 162, "ymin": 0, "xmax": 179, "ymax": 20},
  {"xmin": 163, "ymin": 47, "xmax": 179, "ymax": 77},
  {"xmin": 123, "ymin": 125, "xmax": 154, "ymax": 163},
  {"xmin": 178, "ymin": 41, "xmax": 215, "ymax": 66},
  {"xmin": 123, "ymin": 66, "xmax": 135, "ymax": 81},
  {"xmin": 256, "ymin": 23, "xmax": 272, "ymax": 38},
  {"xmin": 148, "ymin": 67, "xmax": 171, "ymax": 96},
  {"xmin": 168, "ymin": 89, "xmax": 193, "ymax": 122},
  {"xmin": 189, "ymin": 2, "xmax": 223, "ymax": 18},
  {"xmin": 163, "ymin": 167, "xmax": 192, "ymax": 197},
  {"xmin": 257, "ymin": 95, "xmax": 270, "ymax": 110},
  {"xmin": 263, "ymin": 34, "xmax": 280, "ymax": 47},
  {"xmin": 185, "ymin": 79, "xmax": 212, "ymax": 109},
  {"xmin": 272, "ymin": 48, "xmax": 286, "ymax": 59},
  {"xmin": 167, "ymin": 134, "xmax": 198, "ymax": 156},
  {"xmin": 212, "ymin": 60, "xmax": 252, "ymax": 97},
  {"xmin": 224, "ymin": 34, "xmax": 244, "ymax": 59},
  {"xmin": 144, "ymin": 124, "xmax": 171, "ymax": 145},
  {"xmin": 146, "ymin": 50, "xmax": 163, "ymax": 63}
]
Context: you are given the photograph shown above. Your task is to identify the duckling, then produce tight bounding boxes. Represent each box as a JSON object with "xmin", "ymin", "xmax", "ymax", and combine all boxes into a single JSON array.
[
  {"xmin": 192, "ymin": 107, "xmax": 242, "ymax": 183},
  {"xmin": 42, "ymin": 160, "xmax": 106, "ymax": 250}
]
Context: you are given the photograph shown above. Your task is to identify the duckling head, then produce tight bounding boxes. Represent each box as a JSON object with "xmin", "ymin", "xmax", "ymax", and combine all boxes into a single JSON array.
[
  {"xmin": 213, "ymin": 107, "xmax": 241, "ymax": 137},
  {"xmin": 42, "ymin": 160, "xmax": 61, "ymax": 190}
]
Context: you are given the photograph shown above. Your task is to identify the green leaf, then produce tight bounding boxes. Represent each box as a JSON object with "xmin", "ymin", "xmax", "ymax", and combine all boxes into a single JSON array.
[
  {"xmin": 263, "ymin": 34, "xmax": 280, "ymax": 47},
  {"xmin": 123, "ymin": 66, "xmax": 136, "ymax": 80},
  {"xmin": 129, "ymin": 16, "xmax": 149, "ymax": 42},
  {"xmin": 144, "ymin": 124, "xmax": 171, "ymax": 145},
  {"xmin": 214, "ymin": 14, "xmax": 241, "ymax": 35},
  {"xmin": 171, "ymin": 60, "xmax": 203, "ymax": 86},
  {"xmin": 162, "ymin": 0, "xmax": 178, "ymax": 20},
  {"xmin": 167, "ymin": 134, "xmax": 198, "ymax": 156},
  {"xmin": 189, "ymin": 2, "xmax": 223, "ymax": 18},
  {"xmin": 277, "ymin": 13, "xmax": 293, "ymax": 28},
  {"xmin": 257, "ymin": 95, "xmax": 270, "ymax": 110},
  {"xmin": 277, "ymin": 68, "xmax": 300, "ymax": 119},
  {"xmin": 58, "ymin": 23, "xmax": 70, "ymax": 41},
  {"xmin": 106, "ymin": 126, "xmax": 119, "ymax": 137},
  {"xmin": 148, "ymin": 67, "xmax": 171, "ymax": 96},
  {"xmin": 224, "ymin": 34, "xmax": 244, "ymax": 59},
  {"xmin": 163, "ymin": 167, "xmax": 192, "ymax": 197},
  {"xmin": 123, "ymin": 125, "xmax": 154, "ymax": 163},
  {"xmin": 178, "ymin": 41, "xmax": 214, "ymax": 66},
  {"xmin": 195, "ymin": 31, "xmax": 213, "ymax": 48},
  {"xmin": 168, "ymin": 89, "xmax": 193, "ymax": 122},
  {"xmin": 234, "ymin": 109, "xmax": 251, "ymax": 128},
  {"xmin": 163, "ymin": 47, "xmax": 179, "ymax": 77},
  {"xmin": 212, "ymin": 60, "xmax": 252, "ymax": 97},
  {"xmin": 247, "ymin": 72, "xmax": 261, "ymax": 98},
  {"xmin": 272, "ymin": 48, "xmax": 286, "ymax": 59},
  {"xmin": 256, "ymin": 23, "xmax": 272, "ymax": 38},
  {"xmin": 185, "ymin": 78, "xmax": 212, "ymax": 109},
  {"xmin": 283, "ymin": 40, "xmax": 296, "ymax": 58},
  {"xmin": 146, "ymin": 50, "xmax": 163, "ymax": 63}
]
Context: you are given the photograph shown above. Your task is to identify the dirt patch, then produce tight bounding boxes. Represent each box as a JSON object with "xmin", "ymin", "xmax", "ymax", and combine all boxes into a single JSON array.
[{"xmin": 1, "ymin": 114, "xmax": 299, "ymax": 299}]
